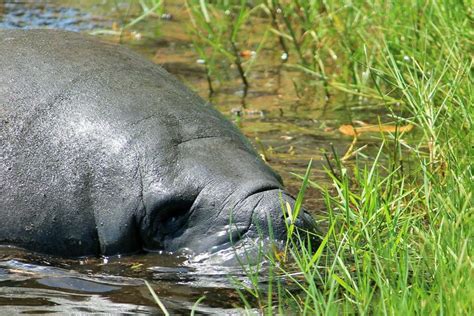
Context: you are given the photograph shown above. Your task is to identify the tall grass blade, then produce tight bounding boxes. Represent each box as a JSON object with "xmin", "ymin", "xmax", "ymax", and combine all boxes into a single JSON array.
[{"xmin": 144, "ymin": 280, "xmax": 169, "ymax": 316}]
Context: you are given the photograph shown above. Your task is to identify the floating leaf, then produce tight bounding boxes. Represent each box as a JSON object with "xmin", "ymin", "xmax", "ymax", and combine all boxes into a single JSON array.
[
  {"xmin": 339, "ymin": 124, "xmax": 358, "ymax": 136},
  {"xmin": 239, "ymin": 50, "xmax": 255, "ymax": 58},
  {"xmin": 130, "ymin": 263, "xmax": 144, "ymax": 270},
  {"xmin": 339, "ymin": 124, "xmax": 414, "ymax": 136}
]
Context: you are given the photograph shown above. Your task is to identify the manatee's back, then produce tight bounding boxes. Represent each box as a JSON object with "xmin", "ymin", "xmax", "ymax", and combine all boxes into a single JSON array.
[
  {"xmin": 0, "ymin": 30, "xmax": 233, "ymax": 255},
  {"xmin": 0, "ymin": 30, "xmax": 145, "ymax": 255}
]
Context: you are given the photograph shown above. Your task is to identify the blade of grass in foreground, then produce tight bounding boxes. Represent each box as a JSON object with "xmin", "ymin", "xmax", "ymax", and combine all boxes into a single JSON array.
[{"xmin": 144, "ymin": 280, "xmax": 169, "ymax": 316}]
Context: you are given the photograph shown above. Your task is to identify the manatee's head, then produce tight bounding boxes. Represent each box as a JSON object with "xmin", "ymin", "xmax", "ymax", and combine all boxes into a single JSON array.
[
  {"xmin": 186, "ymin": 187, "xmax": 318, "ymax": 266},
  {"xmin": 139, "ymin": 180, "xmax": 318, "ymax": 263},
  {"xmin": 137, "ymin": 136, "xmax": 318, "ymax": 263}
]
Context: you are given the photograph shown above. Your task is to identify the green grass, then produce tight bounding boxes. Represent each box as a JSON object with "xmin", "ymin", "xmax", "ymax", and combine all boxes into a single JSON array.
[{"xmin": 236, "ymin": 137, "xmax": 471, "ymax": 314}]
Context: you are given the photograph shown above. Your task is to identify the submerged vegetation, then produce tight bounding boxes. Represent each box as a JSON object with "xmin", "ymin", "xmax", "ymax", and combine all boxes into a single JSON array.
[{"xmin": 121, "ymin": 0, "xmax": 473, "ymax": 314}]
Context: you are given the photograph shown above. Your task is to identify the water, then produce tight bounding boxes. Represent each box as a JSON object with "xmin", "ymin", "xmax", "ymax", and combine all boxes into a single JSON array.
[
  {"xmin": 0, "ymin": 0, "xmax": 392, "ymax": 313},
  {"xmin": 0, "ymin": 246, "xmax": 254, "ymax": 314}
]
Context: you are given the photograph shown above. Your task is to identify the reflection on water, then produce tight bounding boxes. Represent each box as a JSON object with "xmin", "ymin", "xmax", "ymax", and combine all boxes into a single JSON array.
[
  {"xmin": 0, "ymin": 0, "xmax": 108, "ymax": 31},
  {"xmin": 0, "ymin": 246, "xmax": 266, "ymax": 314},
  {"xmin": 0, "ymin": 0, "xmax": 395, "ymax": 313}
]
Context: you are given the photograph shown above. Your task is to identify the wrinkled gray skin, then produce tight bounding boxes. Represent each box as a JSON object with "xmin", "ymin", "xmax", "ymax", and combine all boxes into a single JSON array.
[{"xmin": 0, "ymin": 30, "xmax": 315, "ymax": 258}]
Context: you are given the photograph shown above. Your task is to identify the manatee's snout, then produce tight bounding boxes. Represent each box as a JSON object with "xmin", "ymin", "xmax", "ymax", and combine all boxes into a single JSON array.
[
  {"xmin": 198, "ymin": 188, "xmax": 317, "ymax": 256},
  {"xmin": 241, "ymin": 189, "xmax": 317, "ymax": 242},
  {"xmin": 186, "ymin": 188, "xmax": 318, "ymax": 266}
]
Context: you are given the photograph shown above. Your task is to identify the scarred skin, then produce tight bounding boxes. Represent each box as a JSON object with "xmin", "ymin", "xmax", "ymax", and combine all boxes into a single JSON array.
[{"xmin": 0, "ymin": 30, "xmax": 316, "ymax": 257}]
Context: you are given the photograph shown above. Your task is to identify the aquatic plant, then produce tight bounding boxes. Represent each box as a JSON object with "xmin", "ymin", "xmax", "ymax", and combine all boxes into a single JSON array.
[{"xmin": 186, "ymin": 0, "xmax": 261, "ymax": 100}]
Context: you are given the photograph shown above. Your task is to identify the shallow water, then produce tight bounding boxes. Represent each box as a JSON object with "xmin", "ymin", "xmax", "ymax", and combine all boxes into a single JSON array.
[
  {"xmin": 0, "ymin": 0, "xmax": 396, "ymax": 313},
  {"xmin": 0, "ymin": 246, "xmax": 257, "ymax": 314}
]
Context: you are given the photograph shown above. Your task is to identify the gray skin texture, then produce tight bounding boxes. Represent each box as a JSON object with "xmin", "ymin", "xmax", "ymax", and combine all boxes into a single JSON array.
[{"xmin": 0, "ymin": 30, "xmax": 316, "ymax": 257}]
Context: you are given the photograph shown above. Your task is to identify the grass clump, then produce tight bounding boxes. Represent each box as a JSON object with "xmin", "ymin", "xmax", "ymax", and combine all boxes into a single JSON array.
[
  {"xmin": 186, "ymin": 0, "xmax": 266, "ymax": 99},
  {"xmin": 237, "ymin": 137, "xmax": 471, "ymax": 314}
]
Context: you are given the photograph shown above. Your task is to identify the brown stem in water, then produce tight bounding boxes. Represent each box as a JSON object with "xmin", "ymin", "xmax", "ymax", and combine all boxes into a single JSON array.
[
  {"xmin": 204, "ymin": 63, "xmax": 214, "ymax": 97},
  {"xmin": 229, "ymin": 38, "xmax": 249, "ymax": 104}
]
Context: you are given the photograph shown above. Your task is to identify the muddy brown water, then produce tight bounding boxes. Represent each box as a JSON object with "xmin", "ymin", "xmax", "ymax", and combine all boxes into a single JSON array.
[{"xmin": 0, "ymin": 1, "xmax": 395, "ymax": 313}]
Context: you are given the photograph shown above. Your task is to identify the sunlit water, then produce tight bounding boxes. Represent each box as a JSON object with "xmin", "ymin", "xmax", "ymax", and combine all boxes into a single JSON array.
[{"xmin": 0, "ymin": 0, "xmax": 395, "ymax": 313}]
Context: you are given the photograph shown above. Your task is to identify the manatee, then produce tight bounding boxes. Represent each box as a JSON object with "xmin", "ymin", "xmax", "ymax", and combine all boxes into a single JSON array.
[{"xmin": 0, "ymin": 30, "xmax": 315, "ymax": 257}]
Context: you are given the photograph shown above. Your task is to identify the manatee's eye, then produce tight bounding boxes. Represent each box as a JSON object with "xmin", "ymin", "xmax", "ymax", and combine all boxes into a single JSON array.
[
  {"xmin": 157, "ymin": 200, "xmax": 193, "ymax": 235},
  {"xmin": 146, "ymin": 197, "xmax": 194, "ymax": 249}
]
